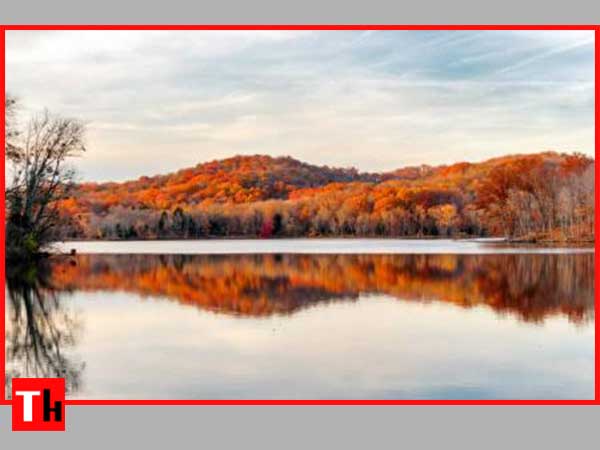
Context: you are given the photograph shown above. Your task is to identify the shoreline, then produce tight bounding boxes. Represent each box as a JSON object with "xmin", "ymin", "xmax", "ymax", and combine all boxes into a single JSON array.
[
  {"xmin": 52, "ymin": 235, "xmax": 594, "ymax": 246},
  {"xmin": 45, "ymin": 238, "xmax": 595, "ymax": 257}
]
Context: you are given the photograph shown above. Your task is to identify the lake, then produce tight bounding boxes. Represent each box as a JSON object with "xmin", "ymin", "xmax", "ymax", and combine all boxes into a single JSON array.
[{"xmin": 5, "ymin": 239, "xmax": 595, "ymax": 400}]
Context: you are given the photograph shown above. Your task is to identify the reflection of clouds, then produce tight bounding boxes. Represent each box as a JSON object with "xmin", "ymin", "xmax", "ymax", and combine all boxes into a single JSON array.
[
  {"xmin": 6, "ymin": 30, "xmax": 594, "ymax": 181},
  {"xmin": 67, "ymin": 291, "xmax": 594, "ymax": 400}
]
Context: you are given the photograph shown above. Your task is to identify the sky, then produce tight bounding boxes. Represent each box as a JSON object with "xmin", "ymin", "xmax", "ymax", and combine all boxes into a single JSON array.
[{"xmin": 5, "ymin": 30, "xmax": 595, "ymax": 182}]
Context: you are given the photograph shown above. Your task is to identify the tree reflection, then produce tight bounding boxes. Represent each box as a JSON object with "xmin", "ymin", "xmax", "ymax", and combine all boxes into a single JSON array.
[
  {"xmin": 5, "ymin": 259, "xmax": 84, "ymax": 398},
  {"xmin": 47, "ymin": 252, "xmax": 594, "ymax": 324}
]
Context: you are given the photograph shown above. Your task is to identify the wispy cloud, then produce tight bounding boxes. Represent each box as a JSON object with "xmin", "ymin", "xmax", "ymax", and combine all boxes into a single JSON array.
[
  {"xmin": 6, "ymin": 30, "xmax": 594, "ymax": 181},
  {"xmin": 497, "ymin": 36, "xmax": 594, "ymax": 74}
]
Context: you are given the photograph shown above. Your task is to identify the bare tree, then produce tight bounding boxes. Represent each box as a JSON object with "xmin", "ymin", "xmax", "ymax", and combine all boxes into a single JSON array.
[{"xmin": 7, "ymin": 110, "xmax": 86, "ymax": 258}]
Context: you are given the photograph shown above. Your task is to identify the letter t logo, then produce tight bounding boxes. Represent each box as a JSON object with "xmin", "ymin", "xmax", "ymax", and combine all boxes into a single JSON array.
[{"xmin": 14, "ymin": 391, "xmax": 41, "ymax": 422}]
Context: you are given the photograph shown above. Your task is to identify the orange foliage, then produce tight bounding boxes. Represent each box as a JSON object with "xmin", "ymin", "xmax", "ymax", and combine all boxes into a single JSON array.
[{"xmin": 55, "ymin": 152, "xmax": 594, "ymax": 241}]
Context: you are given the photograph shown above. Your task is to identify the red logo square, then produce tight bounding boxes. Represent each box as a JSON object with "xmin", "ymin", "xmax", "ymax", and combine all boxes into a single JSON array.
[{"xmin": 12, "ymin": 378, "xmax": 66, "ymax": 431}]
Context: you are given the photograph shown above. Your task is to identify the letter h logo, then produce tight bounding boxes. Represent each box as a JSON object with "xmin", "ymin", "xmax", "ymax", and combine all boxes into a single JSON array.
[{"xmin": 12, "ymin": 378, "xmax": 66, "ymax": 431}]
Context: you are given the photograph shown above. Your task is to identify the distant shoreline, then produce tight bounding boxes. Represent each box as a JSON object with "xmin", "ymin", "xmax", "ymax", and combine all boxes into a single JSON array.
[
  {"xmin": 53, "ymin": 235, "xmax": 594, "ymax": 245},
  {"xmin": 46, "ymin": 237, "xmax": 595, "ymax": 258}
]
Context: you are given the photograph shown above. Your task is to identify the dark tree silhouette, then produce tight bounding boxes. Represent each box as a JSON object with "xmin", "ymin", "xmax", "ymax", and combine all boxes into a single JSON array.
[{"xmin": 6, "ymin": 110, "xmax": 86, "ymax": 258}]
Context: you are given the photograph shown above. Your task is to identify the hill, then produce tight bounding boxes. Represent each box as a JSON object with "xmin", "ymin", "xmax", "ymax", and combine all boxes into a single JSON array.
[
  {"xmin": 71, "ymin": 155, "xmax": 380, "ymax": 211},
  {"xmin": 56, "ymin": 152, "xmax": 594, "ymax": 242}
]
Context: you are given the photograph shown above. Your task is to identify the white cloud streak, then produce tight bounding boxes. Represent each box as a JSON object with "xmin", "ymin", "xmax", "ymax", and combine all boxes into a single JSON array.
[{"xmin": 6, "ymin": 30, "xmax": 594, "ymax": 181}]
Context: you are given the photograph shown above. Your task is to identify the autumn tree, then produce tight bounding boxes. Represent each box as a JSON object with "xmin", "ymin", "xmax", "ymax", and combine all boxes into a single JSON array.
[
  {"xmin": 429, "ymin": 204, "xmax": 459, "ymax": 236},
  {"xmin": 49, "ymin": 152, "xmax": 593, "ymax": 242}
]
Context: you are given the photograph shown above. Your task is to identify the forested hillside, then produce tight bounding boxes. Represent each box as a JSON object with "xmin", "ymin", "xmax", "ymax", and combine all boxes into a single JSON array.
[{"xmin": 56, "ymin": 152, "xmax": 594, "ymax": 242}]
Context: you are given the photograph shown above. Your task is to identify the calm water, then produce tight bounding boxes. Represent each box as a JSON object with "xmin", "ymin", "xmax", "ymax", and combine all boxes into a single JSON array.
[
  {"xmin": 5, "ymin": 240, "xmax": 595, "ymax": 399},
  {"xmin": 54, "ymin": 238, "xmax": 594, "ymax": 254}
]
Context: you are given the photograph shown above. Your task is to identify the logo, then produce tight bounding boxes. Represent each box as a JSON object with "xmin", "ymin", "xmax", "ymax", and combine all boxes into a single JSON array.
[{"xmin": 12, "ymin": 378, "xmax": 66, "ymax": 431}]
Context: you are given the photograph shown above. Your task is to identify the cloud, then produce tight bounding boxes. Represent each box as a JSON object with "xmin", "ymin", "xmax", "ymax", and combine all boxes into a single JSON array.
[
  {"xmin": 497, "ymin": 35, "xmax": 594, "ymax": 74},
  {"xmin": 6, "ymin": 30, "xmax": 594, "ymax": 181}
]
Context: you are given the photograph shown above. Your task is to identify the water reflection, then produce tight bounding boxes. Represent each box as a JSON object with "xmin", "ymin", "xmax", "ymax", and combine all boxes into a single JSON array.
[
  {"xmin": 5, "ymin": 252, "xmax": 594, "ymax": 399},
  {"xmin": 5, "ymin": 260, "xmax": 84, "ymax": 398},
  {"xmin": 47, "ymin": 253, "xmax": 593, "ymax": 324}
]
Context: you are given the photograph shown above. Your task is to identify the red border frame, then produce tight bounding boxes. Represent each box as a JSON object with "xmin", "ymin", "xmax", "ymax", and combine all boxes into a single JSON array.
[{"xmin": 0, "ymin": 24, "xmax": 598, "ymax": 406}]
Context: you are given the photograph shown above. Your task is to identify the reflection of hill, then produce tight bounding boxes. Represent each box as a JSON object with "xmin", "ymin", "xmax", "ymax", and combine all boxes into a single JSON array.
[{"xmin": 49, "ymin": 253, "xmax": 594, "ymax": 324}]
